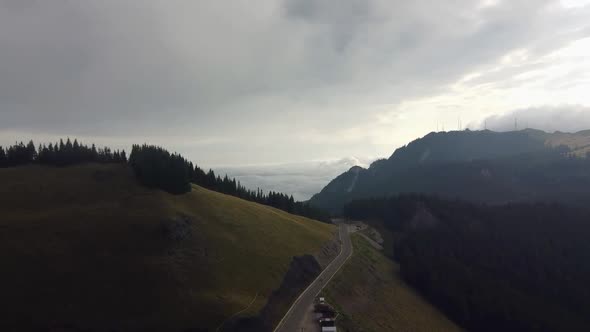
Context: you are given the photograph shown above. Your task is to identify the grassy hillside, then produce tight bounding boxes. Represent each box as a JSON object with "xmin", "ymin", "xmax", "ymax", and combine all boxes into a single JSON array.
[
  {"xmin": 546, "ymin": 130, "xmax": 590, "ymax": 156},
  {"xmin": 0, "ymin": 164, "xmax": 335, "ymax": 331},
  {"xmin": 323, "ymin": 234, "xmax": 462, "ymax": 332}
]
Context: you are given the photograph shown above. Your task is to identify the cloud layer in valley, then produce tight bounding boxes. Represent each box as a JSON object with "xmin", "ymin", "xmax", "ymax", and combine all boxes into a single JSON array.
[{"xmin": 217, "ymin": 157, "xmax": 375, "ymax": 201}]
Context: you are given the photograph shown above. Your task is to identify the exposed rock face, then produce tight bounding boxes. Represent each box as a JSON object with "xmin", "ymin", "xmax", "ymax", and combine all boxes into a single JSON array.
[
  {"xmin": 161, "ymin": 215, "xmax": 192, "ymax": 241},
  {"xmin": 314, "ymin": 231, "xmax": 340, "ymax": 269},
  {"xmin": 224, "ymin": 255, "xmax": 322, "ymax": 332}
]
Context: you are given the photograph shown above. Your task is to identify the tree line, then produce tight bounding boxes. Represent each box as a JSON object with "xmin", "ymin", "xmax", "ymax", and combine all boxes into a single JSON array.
[
  {"xmin": 1, "ymin": 139, "xmax": 329, "ymax": 222},
  {"xmin": 129, "ymin": 144, "xmax": 330, "ymax": 222},
  {"xmin": 191, "ymin": 164, "xmax": 329, "ymax": 221},
  {"xmin": 128, "ymin": 144, "xmax": 192, "ymax": 194},
  {"xmin": 0, "ymin": 139, "xmax": 126, "ymax": 168},
  {"xmin": 343, "ymin": 195, "xmax": 590, "ymax": 332}
]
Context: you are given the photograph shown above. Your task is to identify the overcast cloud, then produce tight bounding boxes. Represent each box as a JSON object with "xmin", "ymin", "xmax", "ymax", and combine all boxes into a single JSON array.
[
  {"xmin": 1, "ymin": 0, "xmax": 590, "ymax": 198},
  {"xmin": 478, "ymin": 105, "xmax": 590, "ymax": 132}
]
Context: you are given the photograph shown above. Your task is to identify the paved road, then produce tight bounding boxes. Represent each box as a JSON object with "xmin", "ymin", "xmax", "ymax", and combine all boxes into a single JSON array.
[{"xmin": 274, "ymin": 223, "xmax": 353, "ymax": 332}]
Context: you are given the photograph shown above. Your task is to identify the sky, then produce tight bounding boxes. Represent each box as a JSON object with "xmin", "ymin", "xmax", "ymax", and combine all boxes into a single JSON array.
[{"xmin": 1, "ymin": 0, "xmax": 590, "ymax": 199}]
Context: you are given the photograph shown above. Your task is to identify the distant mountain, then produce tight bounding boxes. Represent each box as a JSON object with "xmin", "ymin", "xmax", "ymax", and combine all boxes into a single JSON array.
[{"xmin": 309, "ymin": 129, "xmax": 590, "ymax": 213}]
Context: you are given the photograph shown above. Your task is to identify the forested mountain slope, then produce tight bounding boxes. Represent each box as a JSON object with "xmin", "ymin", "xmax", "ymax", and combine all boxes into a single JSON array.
[
  {"xmin": 310, "ymin": 129, "xmax": 590, "ymax": 212},
  {"xmin": 343, "ymin": 195, "xmax": 590, "ymax": 332}
]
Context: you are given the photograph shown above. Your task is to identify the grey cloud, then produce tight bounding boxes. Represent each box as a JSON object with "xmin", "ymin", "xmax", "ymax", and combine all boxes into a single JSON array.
[
  {"xmin": 283, "ymin": 0, "xmax": 372, "ymax": 51},
  {"xmin": 479, "ymin": 106, "xmax": 590, "ymax": 133},
  {"xmin": 0, "ymin": 0, "xmax": 589, "ymax": 165},
  {"xmin": 0, "ymin": 1, "xmax": 196, "ymax": 133},
  {"xmin": 282, "ymin": 0, "xmax": 589, "ymax": 103},
  {"xmin": 284, "ymin": 0, "xmax": 371, "ymax": 21}
]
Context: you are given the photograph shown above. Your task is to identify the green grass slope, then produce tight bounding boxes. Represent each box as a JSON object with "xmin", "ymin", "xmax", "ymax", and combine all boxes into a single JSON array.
[
  {"xmin": 546, "ymin": 130, "xmax": 590, "ymax": 156},
  {"xmin": 0, "ymin": 164, "xmax": 335, "ymax": 331},
  {"xmin": 323, "ymin": 234, "xmax": 462, "ymax": 332}
]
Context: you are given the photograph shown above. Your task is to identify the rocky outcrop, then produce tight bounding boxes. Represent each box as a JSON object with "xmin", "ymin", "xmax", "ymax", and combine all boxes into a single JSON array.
[
  {"xmin": 161, "ymin": 215, "xmax": 192, "ymax": 241},
  {"xmin": 314, "ymin": 232, "xmax": 340, "ymax": 269},
  {"xmin": 224, "ymin": 255, "xmax": 322, "ymax": 332}
]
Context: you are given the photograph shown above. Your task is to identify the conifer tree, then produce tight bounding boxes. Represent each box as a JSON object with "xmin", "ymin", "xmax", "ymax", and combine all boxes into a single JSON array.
[
  {"xmin": 0, "ymin": 146, "xmax": 5, "ymax": 167},
  {"xmin": 26, "ymin": 140, "xmax": 36, "ymax": 162}
]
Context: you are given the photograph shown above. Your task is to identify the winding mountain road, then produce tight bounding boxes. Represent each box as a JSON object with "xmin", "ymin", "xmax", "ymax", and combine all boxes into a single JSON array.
[{"xmin": 274, "ymin": 223, "xmax": 353, "ymax": 332}]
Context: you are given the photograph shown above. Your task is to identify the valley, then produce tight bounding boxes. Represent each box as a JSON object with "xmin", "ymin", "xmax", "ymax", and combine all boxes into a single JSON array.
[
  {"xmin": 4, "ymin": 3, "xmax": 590, "ymax": 331},
  {"xmin": 3, "ymin": 128, "xmax": 590, "ymax": 332}
]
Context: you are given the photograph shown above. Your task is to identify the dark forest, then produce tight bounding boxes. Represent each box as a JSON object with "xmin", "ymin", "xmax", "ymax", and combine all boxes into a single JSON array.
[{"xmin": 344, "ymin": 195, "xmax": 590, "ymax": 332}]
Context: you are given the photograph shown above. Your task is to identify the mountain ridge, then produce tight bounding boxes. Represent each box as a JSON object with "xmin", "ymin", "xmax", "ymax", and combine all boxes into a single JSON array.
[{"xmin": 310, "ymin": 129, "xmax": 590, "ymax": 213}]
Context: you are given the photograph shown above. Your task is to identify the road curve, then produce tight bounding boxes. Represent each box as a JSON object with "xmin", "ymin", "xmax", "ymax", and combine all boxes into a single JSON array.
[{"xmin": 274, "ymin": 223, "xmax": 352, "ymax": 332}]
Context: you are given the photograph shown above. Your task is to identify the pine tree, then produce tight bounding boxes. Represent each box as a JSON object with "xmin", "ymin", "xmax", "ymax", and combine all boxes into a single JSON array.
[
  {"xmin": 288, "ymin": 195, "xmax": 295, "ymax": 213},
  {"xmin": 0, "ymin": 146, "xmax": 6, "ymax": 167},
  {"xmin": 91, "ymin": 144, "xmax": 98, "ymax": 161},
  {"xmin": 26, "ymin": 140, "xmax": 36, "ymax": 162},
  {"xmin": 128, "ymin": 144, "xmax": 192, "ymax": 194},
  {"xmin": 48, "ymin": 143, "xmax": 55, "ymax": 165},
  {"xmin": 72, "ymin": 139, "xmax": 80, "ymax": 163}
]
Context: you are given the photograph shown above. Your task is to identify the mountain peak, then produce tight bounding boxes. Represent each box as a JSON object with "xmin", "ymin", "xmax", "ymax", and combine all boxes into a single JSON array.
[{"xmin": 348, "ymin": 165, "xmax": 365, "ymax": 172}]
